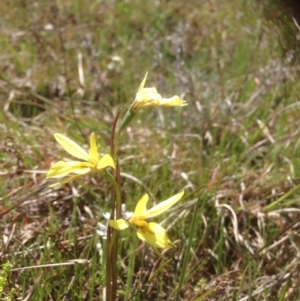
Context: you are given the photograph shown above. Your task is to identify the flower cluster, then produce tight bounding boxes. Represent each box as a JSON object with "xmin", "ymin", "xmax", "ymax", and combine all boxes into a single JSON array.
[{"xmin": 47, "ymin": 73, "xmax": 187, "ymax": 250}]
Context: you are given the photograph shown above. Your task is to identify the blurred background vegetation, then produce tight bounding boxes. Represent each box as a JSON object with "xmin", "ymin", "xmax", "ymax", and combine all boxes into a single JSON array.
[{"xmin": 1, "ymin": 0, "xmax": 300, "ymax": 300}]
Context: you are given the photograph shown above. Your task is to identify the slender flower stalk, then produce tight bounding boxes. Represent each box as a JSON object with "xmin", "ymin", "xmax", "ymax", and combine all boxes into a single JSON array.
[
  {"xmin": 46, "ymin": 73, "xmax": 188, "ymax": 301},
  {"xmin": 109, "ymin": 191, "xmax": 184, "ymax": 248},
  {"xmin": 47, "ymin": 132, "xmax": 115, "ymax": 187}
]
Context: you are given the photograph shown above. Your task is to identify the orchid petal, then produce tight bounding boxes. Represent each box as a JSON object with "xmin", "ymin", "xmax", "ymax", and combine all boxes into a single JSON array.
[
  {"xmin": 97, "ymin": 154, "xmax": 115, "ymax": 170},
  {"xmin": 138, "ymin": 72, "xmax": 148, "ymax": 93},
  {"xmin": 136, "ymin": 222, "xmax": 170, "ymax": 248},
  {"xmin": 137, "ymin": 89, "xmax": 160, "ymax": 103},
  {"xmin": 54, "ymin": 134, "xmax": 89, "ymax": 161},
  {"xmin": 145, "ymin": 191, "xmax": 184, "ymax": 218},
  {"xmin": 89, "ymin": 132, "xmax": 99, "ymax": 162},
  {"xmin": 133, "ymin": 194, "xmax": 148, "ymax": 217},
  {"xmin": 140, "ymin": 87, "xmax": 158, "ymax": 94},
  {"xmin": 47, "ymin": 161, "xmax": 92, "ymax": 178},
  {"xmin": 47, "ymin": 161, "xmax": 69, "ymax": 177},
  {"xmin": 160, "ymin": 96, "xmax": 188, "ymax": 106},
  {"xmin": 109, "ymin": 219, "xmax": 129, "ymax": 230}
]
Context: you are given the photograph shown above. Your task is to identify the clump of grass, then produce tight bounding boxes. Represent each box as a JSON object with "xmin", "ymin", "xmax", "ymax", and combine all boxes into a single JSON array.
[{"xmin": 260, "ymin": 0, "xmax": 300, "ymax": 62}]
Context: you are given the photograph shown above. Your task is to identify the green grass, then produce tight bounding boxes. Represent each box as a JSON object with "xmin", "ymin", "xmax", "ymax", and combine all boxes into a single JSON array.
[{"xmin": 1, "ymin": 0, "xmax": 300, "ymax": 300}]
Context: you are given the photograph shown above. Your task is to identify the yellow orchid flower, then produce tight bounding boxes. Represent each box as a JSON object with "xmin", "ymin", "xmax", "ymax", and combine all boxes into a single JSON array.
[
  {"xmin": 132, "ymin": 72, "xmax": 187, "ymax": 110},
  {"xmin": 109, "ymin": 191, "xmax": 184, "ymax": 249},
  {"xmin": 117, "ymin": 72, "xmax": 187, "ymax": 135},
  {"xmin": 47, "ymin": 132, "xmax": 115, "ymax": 187}
]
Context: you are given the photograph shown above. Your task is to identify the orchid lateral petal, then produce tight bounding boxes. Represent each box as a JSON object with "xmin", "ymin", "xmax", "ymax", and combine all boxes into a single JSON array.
[
  {"xmin": 145, "ymin": 191, "xmax": 184, "ymax": 218},
  {"xmin": 97, "ymin": 154, "xmax": 115, "ymax": 170},
  {"xmin": 89, "ymin": 132, "xmax": 100, "ymax": 162},
  {"xmin": 47, "ymin": 161, "xmax": 92, "ymax": 178},
  {"xmin": 54, "ymin": 133, "xmax": 89, "ymax": 161},
  {"xmin": 47, "ymin": 161, "xmax": 69, "ymax": 178},
  {"xmin": 133, "ymin": 194, "xmax": 149, "ymax": 217},
  {"xmin": 109, "ymin": 219, "xmax": 129, "ymax": 230},
  {"xmin": 136, "ymin": 222, "xmax": 170, "ymax": 248},
  {"xmin": 160, "ymin": 96, "xmax": 188, "ymax": 106}
]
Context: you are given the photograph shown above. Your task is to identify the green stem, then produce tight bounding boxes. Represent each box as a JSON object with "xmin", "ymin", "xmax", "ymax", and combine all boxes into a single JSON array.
[
  {"xmin": 103, "ymin": 169, "xmax": 121, "ymax": 301},
  {"xmin": 103, "ymin": 147, "xmax": 122, "ymax": 300},
  {"xmin": 103, "ymin": 171, "xmax": 121, "ymax": 218},
  {"xmin": 105, "ymin": 104, "xmax": 136, "ymax": 300},
  {"xmin": 116, "ymin": 108, "xmax": 136, "ymax": 139},
  {"xmin": 105, "ymin": 226, "xmax": 112, "ymax": 301}
]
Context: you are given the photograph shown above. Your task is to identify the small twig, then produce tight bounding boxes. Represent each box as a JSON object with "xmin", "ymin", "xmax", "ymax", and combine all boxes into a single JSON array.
[
  {"xmin": 293, "ymin": 17, "xmax": 300, "ymax": 31},
  {"xmin": 11, "ymin": 259, "xmax": 90, "ymax": 272},
  {"xmin": 0, "ymin": 224, "xmax": 16, "ymax": 258}
]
